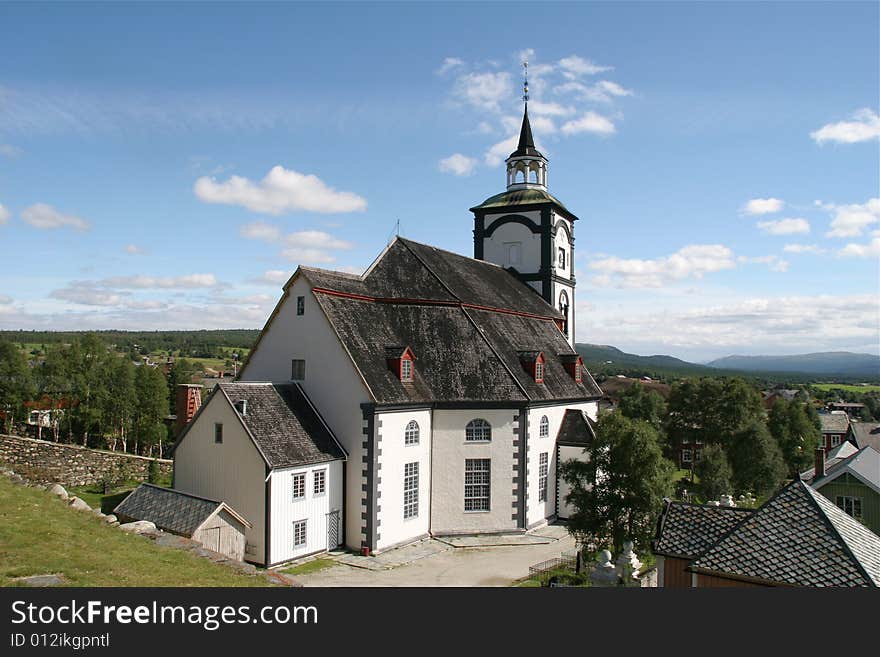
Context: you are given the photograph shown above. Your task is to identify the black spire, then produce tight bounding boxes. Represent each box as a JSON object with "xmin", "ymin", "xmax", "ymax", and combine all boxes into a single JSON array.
[{"xmin": 509, "ymin": 104, "xmax": 544, "ymax": 159}]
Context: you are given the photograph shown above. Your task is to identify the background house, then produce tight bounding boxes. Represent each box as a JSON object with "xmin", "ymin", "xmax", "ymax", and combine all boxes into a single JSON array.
[{"xmin": 810, "ymin": 446, "xmax": 880, "ymax": 535}]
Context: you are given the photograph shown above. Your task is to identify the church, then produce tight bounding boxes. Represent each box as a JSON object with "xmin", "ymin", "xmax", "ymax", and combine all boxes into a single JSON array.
[{"xmin": 172, "ymin": 103, "xmax": 603, "ymax": 567}]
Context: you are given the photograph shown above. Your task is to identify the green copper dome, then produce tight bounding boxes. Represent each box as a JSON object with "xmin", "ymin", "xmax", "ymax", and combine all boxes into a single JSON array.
[{"xmin": 469, "ymin": 188, "xmax": 574, "ymax": 216}]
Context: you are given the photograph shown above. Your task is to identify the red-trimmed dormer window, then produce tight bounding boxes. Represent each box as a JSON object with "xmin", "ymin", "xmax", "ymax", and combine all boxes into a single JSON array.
[
  {"xmin": 518, "ymin": 351, "xmax": 545, "ymax": 384},
  {"xmin": 559, "ymin": 354, "xmax": 584, "ymax": 383},
  {"xmin": 386, "ymin": 346, "xmax": 415, "ymax": 383}
]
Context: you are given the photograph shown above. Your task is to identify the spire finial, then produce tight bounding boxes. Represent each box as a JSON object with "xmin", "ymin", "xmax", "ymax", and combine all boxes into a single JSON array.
[{"xmin": 522, "ymin": 60, "xmax": 529, "ymax": 105}]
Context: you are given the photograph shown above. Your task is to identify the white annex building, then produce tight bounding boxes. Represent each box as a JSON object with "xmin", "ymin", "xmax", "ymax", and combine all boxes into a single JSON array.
[{"xmin": 173, "ymin": 105, "xmax": 602, "ymax": 567}]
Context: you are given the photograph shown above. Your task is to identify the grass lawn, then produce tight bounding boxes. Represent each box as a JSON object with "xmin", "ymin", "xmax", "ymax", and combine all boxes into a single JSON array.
[
  {"xmin": 280, "ymin": 558, "xmax": 336, "ymax": 576},
  {"xmin": 68, "ymin": 474, "xmax": 171, "ymax": 514},
  {"xmin": 0, "ymin": 476, "xmax": 272, "ymax": 587},
  {"xmin": 812, "ymin": 383, "xmax": 880, "ymax": 393},
  {"xmin": 673, "ymin": 468, "xmax": 699, "ymax": 484}
]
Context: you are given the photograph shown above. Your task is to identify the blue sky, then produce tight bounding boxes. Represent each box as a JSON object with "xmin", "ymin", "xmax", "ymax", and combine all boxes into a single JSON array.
[{"xmin": 0, "ymin": 2, "xmax": 877, "ymax": 361}]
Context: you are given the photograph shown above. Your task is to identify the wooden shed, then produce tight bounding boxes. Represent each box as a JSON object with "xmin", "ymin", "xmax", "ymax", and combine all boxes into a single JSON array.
[{"xmin": 114, "ymin": 484, "xmax": 251, "ymax": 561}]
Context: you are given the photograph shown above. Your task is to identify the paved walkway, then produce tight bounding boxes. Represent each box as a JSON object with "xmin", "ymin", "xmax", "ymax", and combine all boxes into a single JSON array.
[{"xmin": 294, "ymin": 525, "xmax": 575, "ymax": 587}]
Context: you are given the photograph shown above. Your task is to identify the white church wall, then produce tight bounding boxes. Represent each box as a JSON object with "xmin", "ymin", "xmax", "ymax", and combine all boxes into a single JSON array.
[
  {"xmin": 268, "ymin": 459, "xmax": 343, "ymax": 565},
  {"xmin": 173, "ymin": 391, "xmax": 267, "ymax": 564},
  {"xmin": 239, "ymin": 274, "xmax": 371, "ymax": 550},
  {"xmin": 554, "ymin": 218, "xmax": 572, "ymax": 278},
  {"xmin": 374, "ymin": 408, "xmax": 432, "ymax": 551},
  {"xmin": 430, "ymin": 408, "xmax": 519, "ymax": 535},
  {"xmin": 556, "ymin": 444, "xmax": 589, "ymax": 520},
  {"xmin": 482, "ymin": 221, "xmax": 542, "ymax": 273},
  {"xmin": 525, "ymin": 401, "xmax": 596, "ymax": 527}
]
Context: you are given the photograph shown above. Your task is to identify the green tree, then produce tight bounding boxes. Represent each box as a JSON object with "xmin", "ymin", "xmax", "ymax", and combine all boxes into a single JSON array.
[
  {"xmin": 618, "ymin": 382, "xmax": 667, "ymax": 432},
  {"xmin": 560, "ymin": 411, "xmax": 675, "ymax": 554},
  {"xmin": 725, "ymin": 420, "xmax": 787, "ymax": 498},
  {"xmin": 0, "ymin": 341, "xmax": 35, "ymax": 433},
  {"xmin": 134, "ymin": 365, "xmax": 169, "ymax": 458},
  {"xmin": 167, "ymin": 358, "xmax": 196, "ymax": 414},
  {"xmin": 68, "ymin": 333, "xmax": 109, "ymax": 446},
  {"xmin": 768, "ymin": 399, "xmax": 821, "ymax": 476},
  {"xmin": 102, "ymin": 357, "xmax": 136, "ymax": 452},
  {"xmin": 694, "ymin": 443, "xmax": 733, "ymax": 501}
]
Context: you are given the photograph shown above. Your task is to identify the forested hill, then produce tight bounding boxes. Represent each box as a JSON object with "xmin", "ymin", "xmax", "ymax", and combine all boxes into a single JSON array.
[
  {"xmin": 577, "ymin": 344, "xmax": 713, "ymax": 378},
  {"xmin": 706, "ymin": 352, "xmax": 880, "ymax": 377}
]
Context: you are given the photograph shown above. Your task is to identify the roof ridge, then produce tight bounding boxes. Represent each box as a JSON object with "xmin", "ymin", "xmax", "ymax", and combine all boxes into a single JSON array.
[
  {"xmin": 459, "ymin": 306, "xmax": 530, "ymax": 401},
  {"xmin": 299, "ymin": 265, "xmax": 363, "ymax": 280},
  {"xmin": 140, "ymin": 482, "xmax": 222, "ymax": 506},
  {"xmin": 397, "ymin": 238, "xmax": 464, "ymax": 302},
  {"xmin": 397, "ymin": 236, "xmax": 509, "ymax": 272}
]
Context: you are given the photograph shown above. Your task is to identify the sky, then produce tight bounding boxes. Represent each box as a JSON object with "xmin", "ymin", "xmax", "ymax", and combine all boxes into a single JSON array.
[{"xmin": 0, "ymin": 1, "xmax": 877, "ymax": 361}]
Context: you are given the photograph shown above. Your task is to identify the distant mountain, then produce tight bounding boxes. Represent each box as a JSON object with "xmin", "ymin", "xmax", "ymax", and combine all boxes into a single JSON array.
[
  {"xmin": 705, "ymin": 352, "xmax": 880, "ymax": 377},
  {"xmin": 576, "ymin": 344, "xmax": 711, "ymax": 376}
]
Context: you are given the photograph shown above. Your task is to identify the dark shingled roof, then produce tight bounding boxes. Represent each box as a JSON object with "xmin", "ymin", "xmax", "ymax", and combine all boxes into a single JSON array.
[
  {"xmin": 820, "ymin": 413, "xmax": 851, "ymax": 434},
  {"xmin": 652, "ymin": 500, "xmax": 754, "ymax": 559},
  {"xmin": 555, "ymin": 409, "xmax": 598, "ymax": 447},
  {"xmin": 305, "ymin": 237, "xmax": 601, "ymax": 405},
  {"xmin": 114, "ymin": 484, "xmax": 247, "ymax": 537},
  {"xmin": 689, "ymin": 479, "xmax": 880, "ymax": 587},
  {"xmin": 852, "ymin": 421, "xmax": 880, "ymax": 453},
  {"xmin": 218, "ymin": 382, "xmax": 345, "ymax": 469}
]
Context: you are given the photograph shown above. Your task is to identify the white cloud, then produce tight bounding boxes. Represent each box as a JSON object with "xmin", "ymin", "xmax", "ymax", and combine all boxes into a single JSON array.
[
  {"xmin": 756, "ymin": 217, "xmax": 810, "ymax": 235},
  {"xmin": 838, "ymin": 231, "xmax": 880, "ymax": 258},
  {"xmin": 280, "ymin": 248, "xmax": 338, "ymax": 265},
  {"xmin": 249, "ymin": 270, "xmax": 291, "ymax": 285},
  {"xmin": 285, "ymin": 230, "xmax": 353, "ymax": 250},
  {"xmin": 742, "ymin": 198, "xmax": 784, "ymax": 215},
  {"xmin": 453, "ymin": 72, "xmax": 512, "ymax": 113},
  {"xmin": 240, "ymin": 220, "xmax": 282, "ymax": 242},
  {"xmin": 124, "ymin": 244, "xmax": 147, "ymax": 255},
  {"xmin": 241, "ymin": 222, "xmax": 352, "ymax": 264},
  {"xmin": 737, "ymin": 255, "xmax": 790, "ymax": 272},
  {"xmin": 530, "ymin": 116, "xmax": 557, "ymax": 134},
  {"xmin": 21, "ymin": 203, "xmax": 90, "ymax": 231},
  {"xmin": 783, "ymin": 243, "xmax": 827, "ymax": 254},
  {"xmin": 558, "ymin": 56, "xmax": 612, "ymax": 79},
  {"xmin": 484, "ymin": 135, "xmax": 519, "ymax": 167},
  {"xmin": 560, "ymin": 111, "xmax": 616, "ymax": 136},
  {"xmin": 810, "ymin": 108, "xmax": 880, "ymax": 145},
  {"xmin": 436, "ymin": 57, "xmax": 465, "ymax": 75},
  {"xmin": 476, "ymin": 121, "xmax": 494, "ymax": 134},
  {"xmin": 825, "ymin": 198, "xmax": 880, "ymax": 237},
  {"xmin": 98, "ymin": 274, "xmax": 218, "ymax": 289},
  {"xmin": 49, "ymin": 285, "xmax": 125, "ymax": 307},
  {"xmin": 0, "ymin": 144, "xmax": 21, "ymax": 157},
  {"xmin": 194, "ymin": 165, "xmax": 367, "ymax": 215},
  {"xmin": 528, "ymin": 101, "xmax": 575, "ymax": 117},
  {"xmin": 439, "ymin": 153, "xmax": 478, "ymax": 176},
  {"xmin": 589, "ymin": 244, "xmax": 736, "ymax": 288},
  {"xmin": 0, "ymin": 203, "xmax": 9, "ymax": 225}
]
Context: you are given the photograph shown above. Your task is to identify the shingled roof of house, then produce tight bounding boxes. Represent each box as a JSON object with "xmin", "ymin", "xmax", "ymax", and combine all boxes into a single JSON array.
[
  {"xmin": 114, "ymin": 484, "xmax": 249, "ymax": 537},
  {"xmin": 216, "ymin": 382, "xmax": 346, "ymax": 469},
  {"xmin": 652, "ymin": 500, "xmax": 754, "ymax": 559},
  {"xmin": 800, "ymin": 441, "xmax": 860, "ymax": 484},
  {"xmin": 295, "ymin": 237, "xmax": 601, "ymax": 405},
  {"xmin": 820, "ymin": 412, "xmax": 851, "ymax": 434},
  {"xmin": 688, "ymin": 479, "xmax": 880, "ymax": 587},
  {"xmin": 852, "ymin": 421, "xmax": 880, "ymax": 453},
  {"xmin": 811, "ymin": 445, "xmax": 880, "ymax": 493},
  {"xmin": 556, "ymin": 409, "xmax": 598, "ymax": 447}
]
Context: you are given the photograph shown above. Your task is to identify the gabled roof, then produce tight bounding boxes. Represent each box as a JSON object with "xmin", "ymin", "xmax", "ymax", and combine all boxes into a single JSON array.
[
  {"xmin": 652, "ymin": 500, "xmax": 754, "ymax": 559},
  {"xmin": 113, "ymin": 483, "xmax": 250, "ymax": 537},
  {"xmin": 299, "ymin": 237, "xmax": 601, "ymax": 406},
  {"xmin": 811, "ymin": 446, "xmax": 880, "ymax": 495},
  {"xmin": 800, "ymin": 442, "xmax": 860, "ymax": 484},
  {"xmin": 689, "ymin": 479, "xmax": 880, "ymax": 587},
  {"xmin": 852, "ymin": 421, "xmax": 880, "ymax": 453},
  {"xmin": 555, "ymin": 409, "xmax": 598, "ymax": 447},
  {"xmin": 217, "ymin": 382, "xmax": 346, "ymax": 469},
  {"xmin": 820, "ymin": 412, "xmax": 851, "ymax": 434}
]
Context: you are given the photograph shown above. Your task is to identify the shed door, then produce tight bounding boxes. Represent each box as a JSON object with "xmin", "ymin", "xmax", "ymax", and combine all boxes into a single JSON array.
[{"xmin": 326, "ymin": 510, "xmax": 340, "ymax": 549}]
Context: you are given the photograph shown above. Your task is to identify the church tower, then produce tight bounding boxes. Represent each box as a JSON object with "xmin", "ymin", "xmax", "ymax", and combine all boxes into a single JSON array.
[{"xmin": 470, "ymin": 67, "xmax": 578, "ymax": 347}]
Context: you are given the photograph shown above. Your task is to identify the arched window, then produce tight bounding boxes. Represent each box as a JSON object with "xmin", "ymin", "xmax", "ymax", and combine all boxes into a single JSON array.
[
  {"xmin": 405, "ymin": 420, "xmax": 419, "ymax": 445},
  {"xmin": 539, "ymin": 415, "xmax": 549, "ymax": 438},
  {"xmin": 465, "ymin": 419, "xmax": 492, "ymax": 442}
]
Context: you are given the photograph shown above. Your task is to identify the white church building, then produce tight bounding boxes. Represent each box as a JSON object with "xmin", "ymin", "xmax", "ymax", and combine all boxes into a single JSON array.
[{"xmin": 173, "ymin": 105, "xmax": 602, "ymax": 567}]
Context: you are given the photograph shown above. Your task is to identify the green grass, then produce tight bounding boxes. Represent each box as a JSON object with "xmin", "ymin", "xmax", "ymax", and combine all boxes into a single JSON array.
[
  {"xmin": 812, "ymin": 383, "xmax": 880, "ymax": 393},
  {"xmin": 673, "ymin": 469, "xmax": 700, "ymax": 484},
  {"xmin": 0, "ymin": 476, "xmax": 272, "ymax": 587},
  {"xmin": 280, "ymin": 558, "xmax": 336, "ymax": 576}
]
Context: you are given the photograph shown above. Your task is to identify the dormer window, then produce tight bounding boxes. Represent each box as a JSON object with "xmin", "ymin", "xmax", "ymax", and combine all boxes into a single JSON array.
[
  {"xmin": 518, "ymin": 350, "xmax": 545, "ymax": 384},
  {"xmin": 559, "ymin": 353, "xmax": 584, "ymax": 383},
  {"xmin": 386, "ymin": 346, "xmax": 416, "ymax": 383}
]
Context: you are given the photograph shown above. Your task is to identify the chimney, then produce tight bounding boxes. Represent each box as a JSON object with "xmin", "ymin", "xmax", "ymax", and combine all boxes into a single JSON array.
[
  {"xmin": 176, "ymin": 384, "xmax": 202, "ymax": 435},
  {"xmin": 814, "ymin": 447, "xmax": 826, "ymax": 479}
]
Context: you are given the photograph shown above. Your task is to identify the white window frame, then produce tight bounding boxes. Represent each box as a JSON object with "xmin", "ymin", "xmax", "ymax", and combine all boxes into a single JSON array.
[
  {"xmin": 681, "ymin": 448, "xmax": 693, "ymax": 464},
  {"xmin": 535, "ymin": 361, "xmax": 544, "ymax": 383},
  {"xmin": 539, "ymin": 415, "xmax": 549, "ymax": 438},
  {"xmin": 403, "ymin": 462, "xmax": 419, "ymax": 520},
  {"xmin": 505, "ymin": 241, "xmax": 522, "ymax": 266},
  {"xmin": 401, "ymin": 358, "xmax": 413, "ymax": 382},
  {"xmin": 293, "ymin": 520, "xmax": 307, "ymax": 548},
  {"xmin": 291, "ymin": 472, "xmax": 306, "ymax": 501},
  {"xmin": 836, "ymin": 496, "xmax": 862, "ymax": 519},
  {"xmin": 830, "ymin": 435, "xmax": 841, "ymax": 447},
  {"xmin": 404, "ymin": 420, "xmax": 420, "ymax": 445},
  {"xmin": 313, "ymin": 469, "xmax": 326, "ymax": 496},
  {"xmin": 465, "ymin": 418, "xmax": 492, "ymax": 442},
  {"xmin": 558, "ymin": 247, "xmax": 566, "ymax": 269},
  {"xmin": 464, "ymin": 458, "xmax": 491, "ymax": 512},
  {"xmin": 538, "ymin": 452, "xmax": 548, "ymax": 502}
]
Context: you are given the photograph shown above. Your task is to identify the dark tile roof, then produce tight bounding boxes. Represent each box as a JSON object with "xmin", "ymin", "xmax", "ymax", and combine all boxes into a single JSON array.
[
  {"xmin": 305, "ymin": 237, "xmax": 601, "ymax": 406},
  {"xmin": 852, "ymin": 421, "xmax": 880, "ymax": 453},
  {"xmin": 689, "ymin": 480, "xmax": 880, "ymax": 587},
  {"xmin": 113, "ymin": 484, "xmax": 242, "ymax": 537},
  {"xmin": 555, "ymin": 409, "xmax": 598, "ymax": 447},
  {"xmin": 652, "ymin": 500, "xmax": 754, "ymax": 559},
  {"xmin": 218, "ymin": 382, "xmax": 345, "ymax": 469}
]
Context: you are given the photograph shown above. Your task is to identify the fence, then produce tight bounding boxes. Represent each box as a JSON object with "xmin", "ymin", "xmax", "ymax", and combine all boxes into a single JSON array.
[{"xmin": 528, "ymin": 550, "xmax": 578, "ymax": 578}]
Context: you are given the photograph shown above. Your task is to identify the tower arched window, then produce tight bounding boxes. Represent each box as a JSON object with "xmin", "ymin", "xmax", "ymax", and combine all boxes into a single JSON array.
[
  {"xmin": 559, "ymin": 290, "xmax": 570, "ymax": 337},
  {"xmin": 465, "ymin": 419, "xmax": 492, "ymax": 442},
  {"xmin": 405, "ymin": 420, "xmax": 420, "ymax": 445},
  {"xmin": 539, "ymin": 415, "xmax": 549, "ymax": 438}
]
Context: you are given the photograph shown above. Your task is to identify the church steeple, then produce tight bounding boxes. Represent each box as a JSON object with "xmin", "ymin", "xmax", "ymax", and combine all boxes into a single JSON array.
[{"xmin": 506, "ymin": 63, "xmax": 548, "ymax": 189}]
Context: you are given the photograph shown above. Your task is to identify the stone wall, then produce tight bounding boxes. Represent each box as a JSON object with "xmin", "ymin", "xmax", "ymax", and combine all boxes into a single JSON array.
[{"xmin": 0, "ymin": 434, "xmax": 173, "ymax": 487}]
